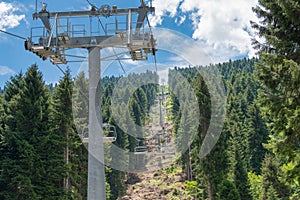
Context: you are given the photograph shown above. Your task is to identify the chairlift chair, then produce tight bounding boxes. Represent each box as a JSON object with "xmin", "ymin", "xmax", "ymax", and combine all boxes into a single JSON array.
[
  {"xmin": 103, "ymin": 123, "xmax": 117, "ymax": 142},
  {"xmin": 82, "ymin": 123, "xmax": 117, "ymax": 144},
  {"xmin": 135, "ymin": 139, "xmax": 148, "ymax": 152}
]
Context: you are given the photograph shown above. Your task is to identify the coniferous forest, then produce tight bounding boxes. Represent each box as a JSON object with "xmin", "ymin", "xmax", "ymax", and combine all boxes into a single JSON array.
[{"xmin": 0, "ymin": 0, "xmax": 299, "ymax": 199}]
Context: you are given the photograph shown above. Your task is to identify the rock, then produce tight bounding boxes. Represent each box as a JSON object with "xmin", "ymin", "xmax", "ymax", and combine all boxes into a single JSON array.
[
  {"xmin": 121, "ymin": 195, "xmax": 131, "ymax": 200},
  {"xmin": 161, "ymin": 189, "xmax": 171, "ymax": 195},
  {"xmin": 153, "ymin": 172, "xmax": 159, "ymax": 177}
]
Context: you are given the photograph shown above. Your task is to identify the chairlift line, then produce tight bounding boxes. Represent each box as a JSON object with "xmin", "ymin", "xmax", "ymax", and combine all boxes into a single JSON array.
[
  {"xmin": 63, "ymin": 54, "xmax": 87, "ymax": 59},
  {"xmin": 66, "ymin": 60, "xmax": 87, "ymax": 63},
  {"xmin": 100, "ymin": 50, "xmax": 129, "ymax": 60},
  {"xmin": 25, "ymin": 2, "xmax": 157, "ymax": 199},
  {"xmin": 101, "ymin": 57, "xmax": 132, "ymax": 62},
  {"xmin": 0, "ymin": 29, "xmax": 27, "ymax": 40},
  {"xmin": 55, "ymin": 64, "xmax": 66, "ymax": 74},
  {"xmin": 1, "ymin": 29, "xmax": 70, "ymax": 72},
  {"xmin": 86, "ymin": 0, "xmax": 98, "ymax": 9},
  {"xmin": 112, "ymin": 47, "xmax": 126, "ymax": 74}
]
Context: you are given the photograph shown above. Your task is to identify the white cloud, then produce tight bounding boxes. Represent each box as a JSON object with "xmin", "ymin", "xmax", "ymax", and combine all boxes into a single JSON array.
[
  {"xmin": 180, "ymin": 0, "xmax": 201, "ymax": 12},
  {"xmin": 175, "ymin": 15, "xmax": 186, "ymax": 25},
  {"xmin": 186, "ymin": 0, "xmax": 258, "ymax": 58},
  {"xmin": 148, "ymin": 0, "xmax": 182, "ymax": 26},
  {"xmin": 121, "ymin": 54, "xmax": 142, "ymax": 66},
  {"xmin": 0, "ymin": 2, "xmax": 25, "ymax": 30},
  {"xmin": 149, "ymin": 0, "xmax": 259, "ymax": 61},
  {"xmin": 0, "ymin": 65, "xmax": 15, "ymax": 76}
]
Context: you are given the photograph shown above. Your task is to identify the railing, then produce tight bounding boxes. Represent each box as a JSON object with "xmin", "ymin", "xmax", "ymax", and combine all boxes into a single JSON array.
[
  {"xmin": 31, "ymin": 26, "xmax": 49, "ymax": 46},
  {"xmin": 72, "ymin": 24, "xmax": 86, "ymax": 37},
  {"xmin": 105, "ymin": 21, "xmax": 127, "ymax": 35},
  {"xmin": 105, "ymin": 20, "xmax": 148, "ymax": 41},
  {"xmin": 30, "ymin": 14, "xmax": 150, "ymax": 46}
]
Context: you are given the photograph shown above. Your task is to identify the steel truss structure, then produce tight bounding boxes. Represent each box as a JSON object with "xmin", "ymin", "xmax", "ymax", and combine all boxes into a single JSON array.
[{"xmin": 26, "ymin": 2, "xmax": 156, "ymax": 199}]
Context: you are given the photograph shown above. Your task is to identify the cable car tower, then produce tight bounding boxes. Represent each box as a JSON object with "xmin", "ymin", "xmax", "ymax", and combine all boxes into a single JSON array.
[{"xmin": 26, "ymin": 1, "xmax": 156, "ymax": 199}]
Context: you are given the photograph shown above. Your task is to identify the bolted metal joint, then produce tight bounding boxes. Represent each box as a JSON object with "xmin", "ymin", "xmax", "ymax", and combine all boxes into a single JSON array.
[{"xmin": 100, "ymin": 4, "xmax": 111, "ymax": 17}]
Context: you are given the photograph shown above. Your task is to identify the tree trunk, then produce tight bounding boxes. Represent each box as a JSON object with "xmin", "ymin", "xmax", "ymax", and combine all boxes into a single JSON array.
[
  {"xmin": 64, "ymin": 132, "xmax": 70, "ymax": 190},
  {"xmin": 207, "ymin": 179, "xmax": 213, "ymax": 200}
]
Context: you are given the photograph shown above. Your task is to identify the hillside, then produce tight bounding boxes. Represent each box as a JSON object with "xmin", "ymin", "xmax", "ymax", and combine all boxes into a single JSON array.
[{"xmin": 0, "ymin": 58, "xmax": 299, "ymax": 199}]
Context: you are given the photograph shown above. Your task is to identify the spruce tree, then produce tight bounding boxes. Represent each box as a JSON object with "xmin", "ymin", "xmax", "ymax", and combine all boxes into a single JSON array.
[
  {"xmin": 218, "ymin": 179, "xmax": 240, "ymax": 200},
  {"xmin": 51, "ymin": 69, "xmax": 73, "ymax": 196},
  {"xmin": 252, "ymin": 0, "xmax": 300, "ymax": 191},
  {"xmin": 0, "ymin": 94, "xmax": 5, "ymax": 197},
  {"xmin": 71, "ymin": 71, "xmax": 89, "ymax": 199},
  {"xmin": 0, "ymin": 65, "xmax": 62, "ymax": 199},
  {"xmin": 51, "ymin": 69, "xmax": 89, "ymax": 199},
  {"xmin": 107, "ymin": 102, "xmax": 129, "ymax": 199},
  {"xmin": 191, "ymin": 72, "xmax": 229, "ymax": 200},
  {"xmin": 0, "ymin": 73, "xmax": 25, "ymax": 199},
  {"xmin": 260, "ymin": 154, "xmax": 289, "ymax": 200}
]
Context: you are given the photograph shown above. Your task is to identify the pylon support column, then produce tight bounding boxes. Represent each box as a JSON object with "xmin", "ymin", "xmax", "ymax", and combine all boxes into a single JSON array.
[{"xmin": 87, "ymin": 47, "xmax": 106, "ymax": 200}]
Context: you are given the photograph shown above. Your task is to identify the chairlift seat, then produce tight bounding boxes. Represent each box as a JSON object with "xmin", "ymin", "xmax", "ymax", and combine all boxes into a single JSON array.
[
  {"xmin": 135, "ymin": 146, "xmax": 148, "ymax": 152},
  {"xmin": 81, "ymin": 123, "xmax": 117, "ymax": 143}
]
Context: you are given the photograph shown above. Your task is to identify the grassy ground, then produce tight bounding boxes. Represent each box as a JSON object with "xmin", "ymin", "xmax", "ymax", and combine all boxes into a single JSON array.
[{"xmin": 122, "ymin": 164, "xmax": 194, "ymax": 200}]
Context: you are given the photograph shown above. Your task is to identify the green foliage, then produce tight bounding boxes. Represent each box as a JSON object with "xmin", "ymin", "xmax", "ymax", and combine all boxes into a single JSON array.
[
  {"xmin": 72, "ymin": 71, "xmax": 89, "ymax": 131},
  {"xmin": 233, "ymin": 148, "xmax": 252, "ymax": 200},
  {"xmin": 185, "ymin": 180, "xmax": 198, "ymax": 198},
  {"xmin": 266, "ymin": 186, "xmax": 280, "ymax": 200},
  {"xmin": 2, "ymin": 53, "xmax": 296, "ymax": 199},
  {"xmin": 106, "ymin": 181, "xmax": 111, "ymax": 200},
  {"xmin": 251, "ymin": 0, "xmax": 300, "ymax": 63},
  {"xmin": 261, "ymin": 154, "xmax": 289, "ymax": 200},
  {"xmin": 0, "ymin": 93, "xmax": 4, "ymax": 144},
  {"xmin": 102, "ymin": 72, "xmax": 158, "ymax": 199},
  {"xmin": 256, "ymin": 55, "xmax": 300, "ymax": 185},
  {"xmin": 52, "ymin": 69, "xmax": 89, "ymax": 199},
  {"xmin": 248, "ymin": 171, "xmax": 263, "ymax": 200},
  {"xmin": 0, "ymin": 65, "xmax": 64, "ymax": 199},
  {"xmin": 167, "ymin": 59, "xmax": 267, "ymax": 200},
  {"xmin": 218, "ymin": 179, "xmax": 240, "ymax": 200},
  {"xmin": 252, "ymin": 0, "xmax": 300, "ymax": 194}
]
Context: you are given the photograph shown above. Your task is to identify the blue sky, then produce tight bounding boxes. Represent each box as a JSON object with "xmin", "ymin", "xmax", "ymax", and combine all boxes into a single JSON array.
[{"xmin": 0, "ymin": 0, "xmax": 259, "ymax": 87}]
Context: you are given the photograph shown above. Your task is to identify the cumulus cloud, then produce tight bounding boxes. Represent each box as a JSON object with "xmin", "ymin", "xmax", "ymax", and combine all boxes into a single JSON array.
[
  {"xmin": 175, "ymin": 15, "xmax": 186, "ymax": 25},
  {"xmin": 0, "ymin": 1, "xmax": 25, "ymax": 30},
  {"xmin": 184, "ymin": 0, "xmax": 258, "ymax": 58},
  {"xmin": 0, "ymin": 65, "xmax": 15, "ymax": 76},
  {"xmin": 148, "ymin": 0, "xmax": 259, "ymax": 62},
  {"xmin": 148, "ymin": 0, "xmax": 182, "ymax": 26}
]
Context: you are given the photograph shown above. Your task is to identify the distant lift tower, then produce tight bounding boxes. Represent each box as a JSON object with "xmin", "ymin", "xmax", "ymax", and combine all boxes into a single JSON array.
[{"xmin": 25, "ymin": 2, "xmax": 156, "ymax": 199}]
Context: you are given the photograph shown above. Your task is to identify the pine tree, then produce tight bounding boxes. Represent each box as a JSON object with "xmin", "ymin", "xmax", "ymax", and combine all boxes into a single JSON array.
[
  {"xmin": 0, "ymin": 94, "xmax": 5, "ymax": 196},
  {"xmin": 251, "ymin": 0, "xmax": 300, "ymax": 62},
  {"xmin": 107, "ymin": 102, "xmax": 129, "ymax": 199},
  {"xmin": 0, "ymin": 65, "xmax": 63, "ymax": 199},
  {"xmin": 232, "ymin": 145, "xmax": 252, "ymax": 200},
  {"xmin": 191, "ymin": 71, "xmax": 229, "ymax": 200},
  {"xmin": 266, "ymin": 186, "xmax": 280, "ymax": 200},
  {"xmin": 218, "ymin": 179, "xmax": 240, "ymax": 200},
  {"xmin": 72, "ymin": 71, "xmax": 89, "ymax": 133},
  {"xmin": 51, "ymin": 69, "xmax": 89, "ymax": 199},
  {"xmin": 0, "ymin": 73, "xmax": 25, "ymax": 199},
  {"xmin": 248, "ymin": 171, "xmax": 263, "ymax": 200},
  {"xmin": 71, "ymin": 71, "xmax": 89, "ymax": 199},
  {"xmin": 51, "ymin": 69, "xmax": 73, "ymax": 196},
  {"xmin": 102, "ymin": 84, "xmax": 113, "ymax": 123},
  {"xmin": 260, "ymin": 154, "xmax": 289, "ymax": 200},
  {"xmin": 245, "ymin": 103, "xmax": 268, "ymax": 173},
  {"xmin": 252, "ymin": 0, "xmax": 300, "ymax": 192}
]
